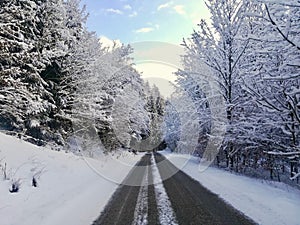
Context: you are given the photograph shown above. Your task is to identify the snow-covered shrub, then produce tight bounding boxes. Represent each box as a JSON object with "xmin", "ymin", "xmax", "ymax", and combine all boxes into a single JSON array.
[{"xmin": 9, "ymin": 179, "xmax": 21, "ymax": 193}]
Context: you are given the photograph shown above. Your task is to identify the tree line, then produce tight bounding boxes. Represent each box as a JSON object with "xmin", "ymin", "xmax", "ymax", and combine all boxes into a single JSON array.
[
  {"xmin": 0, "ymin": 0, "xmax": 165, "ymax": 153},
  {"xmin": 165, "ymin": 0, "xmax": 300, "ymax": 184}
]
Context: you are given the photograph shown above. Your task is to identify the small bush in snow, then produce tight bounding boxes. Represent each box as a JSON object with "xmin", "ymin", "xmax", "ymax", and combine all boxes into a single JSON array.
[
  {"xmin": 9, "ymin": 179, "xmax": 21, "ymax": 193},
  {"xmin": 32, "ymin": 177, "xmax": 38, "ymax": 187},
  {"xmin": 31, "ymin": 166, "xmax": 45, "ymax": 187}
]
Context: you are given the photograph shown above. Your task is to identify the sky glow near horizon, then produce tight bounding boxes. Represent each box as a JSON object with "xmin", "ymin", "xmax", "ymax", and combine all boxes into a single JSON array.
[{"xmin": 80, "ymin": 0, "xmax": 211, "ymax": 97}]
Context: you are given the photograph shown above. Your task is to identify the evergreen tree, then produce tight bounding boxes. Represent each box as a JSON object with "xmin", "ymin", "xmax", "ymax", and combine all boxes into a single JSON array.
[{"xmin": 0, "ymin": 0, "xmax": 56, "ymax": 145}]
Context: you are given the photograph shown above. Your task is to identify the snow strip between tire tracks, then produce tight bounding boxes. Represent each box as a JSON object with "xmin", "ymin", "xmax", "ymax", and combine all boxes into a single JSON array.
[
  {"xmin": 151, "ymin": 154, "xmax": 178, "ymax": 225},
  {"xmin": 132, "ymin": 166, "xmax": 149, "ymax": 225}
]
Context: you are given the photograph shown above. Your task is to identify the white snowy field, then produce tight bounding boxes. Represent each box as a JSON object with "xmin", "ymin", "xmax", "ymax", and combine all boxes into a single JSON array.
[
  {"xmin": 161, "ymin": 150, "xmax": 300, "ymax": 225},
  {"xmin": 0, "ymin": 132, "xmax": 143, "ymax": 225}
]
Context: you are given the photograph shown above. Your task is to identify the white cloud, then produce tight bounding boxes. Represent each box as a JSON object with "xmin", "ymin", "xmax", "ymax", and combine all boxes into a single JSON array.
[
  {"xmin": 173, "ymin": 5, "xmax": 186, "ymax": 15},
  {"xmin": 157, "ymin": 2, "xmax": 186, "ymax": 16},
  {"xmin": 124, "ymin": 4, "xmax": 132, "ymax": 10},
  {"xmin": 157, "ymin": 1, "xmax": 173, "ymax": 11},
  {"xmin": 106, "ymin": 8, "xmax": 123, "ymax": 15},
  {"xmin": 135, "ymin": 23, "xmax": 160, "ymax": 33},
  {"xmin": 129, "ymin": 11, "xmax": 138, "ymax": 17},
  {"xmin": 135, "ymin": 27, "xmax": 155, "ymax": 33}
]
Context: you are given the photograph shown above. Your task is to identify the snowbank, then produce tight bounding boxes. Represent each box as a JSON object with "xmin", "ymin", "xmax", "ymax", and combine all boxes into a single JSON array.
[
  {"xmin": 161, "ymin": 150, "xmax": 300, "ymax": 225},
  {"xmin": 0, "ymin": 133, "xmax": 143, "ymax": 225}
]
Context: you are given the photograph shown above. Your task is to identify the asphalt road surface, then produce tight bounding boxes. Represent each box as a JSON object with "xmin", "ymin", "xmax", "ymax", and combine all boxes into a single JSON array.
[{"xmin": 92, "ymin": 153, "xmax": 256, "ymax": 225}]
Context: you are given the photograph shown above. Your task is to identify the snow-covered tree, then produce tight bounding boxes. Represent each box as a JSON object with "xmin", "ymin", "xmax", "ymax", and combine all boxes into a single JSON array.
[
  {"xmin": 0, "ymin": 0, "xmax": 56, "ymax": 145},
  {"xmin": 163, "ymin": 99, "xmax": 181, "ymax": 151},
  {"xmin": 0, "ymin": 0, "xmax": 153, "ymax": 154},
  {"xmin": 176, "ymin": 0, "xmax": 250, "ymax": 167},
  {"xmin": 241, "ymin": 0, "xmax": 300, "ymax": 179},
  {"xmin": 173, "ymin": 0, "xmax": 299, "ymax": 180},
  {"xmin": 245, "ymin": 1, "xmax": 299, "ymax": 149}
]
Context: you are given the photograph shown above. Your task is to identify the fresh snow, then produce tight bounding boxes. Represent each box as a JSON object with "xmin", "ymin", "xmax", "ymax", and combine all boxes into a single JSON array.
[
  {"xmin": 151, "ymin": 154, "xmax": 178, "ymax": 225},
  {"xmin": 29, "ymin": 120, "xmax": 40, "ymax": 128},
  {"xmin": 0, "ymin": 132, "xmax": 143, "ymax": 225},
  {"xmin": 132, "ymin": 167, "xmax": 148, "ymax": 225},
  {"xmin": 1, "ymin": 131, "xmax": 299, "ymax": 225},
  {"xmin": 161, "ymin": 150, "xmax": 300, "ymax": 225}
]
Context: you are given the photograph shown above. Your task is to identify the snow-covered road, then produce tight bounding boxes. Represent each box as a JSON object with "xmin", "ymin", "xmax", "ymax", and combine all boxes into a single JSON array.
[{"xmin": 94, "ymin": 153, "xmax": 255, "ymax": 225}]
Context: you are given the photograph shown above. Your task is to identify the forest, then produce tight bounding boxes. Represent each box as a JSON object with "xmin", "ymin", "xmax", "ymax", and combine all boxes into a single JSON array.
[
  {"xmin": 0, "ymin": 0, "xmax": 299, "ymax": 187},
  {"xmin": 165, "ymin": 0, "xmax": 300, "ymax": 185},
  {"xmin": 0, "ymin": 0, "xmax": 165, "ymax": 153}
]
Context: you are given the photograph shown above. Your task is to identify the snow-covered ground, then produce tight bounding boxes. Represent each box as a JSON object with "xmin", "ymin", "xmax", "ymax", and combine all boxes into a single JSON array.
[
  {"xmin": 2, "ymin": 132, "xmax": 299, "ymax": 225},
  {"xmin": 0, "ymin": 133, "xmax": 143, "ymax": 225},
  {"xmin": 161, "ymin": 150, "xmax": 300, "ymax": 225}
]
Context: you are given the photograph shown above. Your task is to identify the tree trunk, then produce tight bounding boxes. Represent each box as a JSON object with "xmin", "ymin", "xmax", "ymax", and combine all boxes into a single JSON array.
[
  {"xmin": 225, "ymin": 150, "xmax": 229, "ymax": 167},
  {"xmin": 269, "ymin": 154, "xmax": 274, "ymax": 180},
  {"xmin": 235, "ymin": 152, "xmax": 239, "ymax": 173},
  {"xmin": 230, "ymin": 156, "xmax": 234, "ymax": 170},
  {"xmin": 216, "ymin": 155, "xmax": 220, "ymax": 167},
  {"xmin": 290, "ymin": 161, "xmax": 294, "ymax": 178}
]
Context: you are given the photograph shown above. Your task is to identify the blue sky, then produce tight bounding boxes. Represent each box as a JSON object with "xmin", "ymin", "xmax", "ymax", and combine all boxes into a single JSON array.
[{"xmin": 80, "ymin": 0, "xmax": 210, "ymax": 44}]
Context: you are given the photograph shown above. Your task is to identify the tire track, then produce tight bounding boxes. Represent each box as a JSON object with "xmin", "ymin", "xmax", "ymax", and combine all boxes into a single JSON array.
[{"xmin": 154, "ymin": 153, "xmax": 257, "ymax": 225}]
